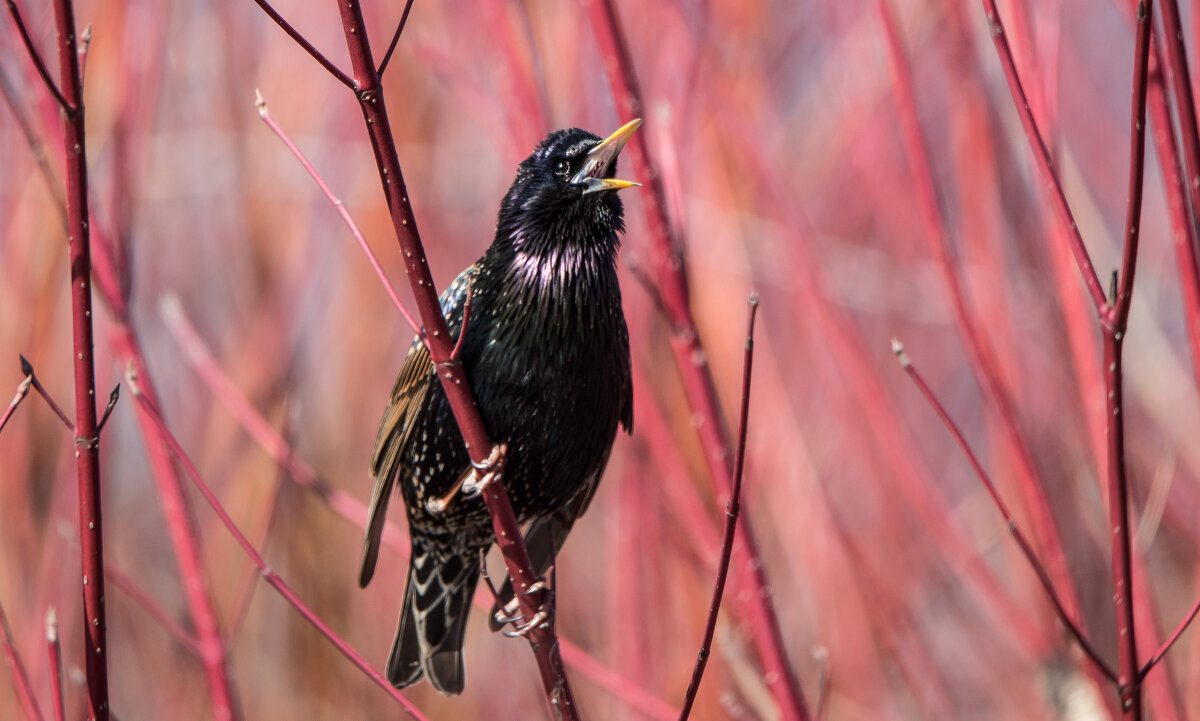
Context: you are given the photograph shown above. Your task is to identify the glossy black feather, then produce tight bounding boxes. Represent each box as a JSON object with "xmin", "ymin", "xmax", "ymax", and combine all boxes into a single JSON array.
[{"xmin": 360, "ymin": 127, "xmax": 634, "ymax": 694}]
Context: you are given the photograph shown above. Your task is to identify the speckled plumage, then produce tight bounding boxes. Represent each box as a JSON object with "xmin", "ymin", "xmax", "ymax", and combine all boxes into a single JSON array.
[{"xmin": 359, "ymin": 126, "xmax": 636, "ymax": 695}]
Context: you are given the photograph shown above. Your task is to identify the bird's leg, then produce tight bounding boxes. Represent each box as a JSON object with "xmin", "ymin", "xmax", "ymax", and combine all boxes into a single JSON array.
[
  {"xmin": 462, "ymin": 442, "xmax": 507, "ymax": 496},
  {"xmin": 424, "ymin": 442, "xmax": 508, "ymax": 514}
]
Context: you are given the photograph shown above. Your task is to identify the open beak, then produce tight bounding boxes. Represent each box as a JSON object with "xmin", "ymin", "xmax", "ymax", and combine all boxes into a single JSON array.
[{"xmin": 574, "ymin": 118, "xmax": 642, "ymax": 195}]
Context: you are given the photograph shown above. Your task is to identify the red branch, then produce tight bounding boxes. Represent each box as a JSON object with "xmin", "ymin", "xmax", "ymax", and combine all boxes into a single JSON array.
[
  {"xmin": 677, "ymin": 295, "xmax": 759, "ymax": 720},
  {"xmin": 38, "ymin": 0, "xmax": 113, "ymax": 713},
  {"xmin": 127, "ymin": 381, "xmax": 431, "ymax": 721},
  {"xmin": 583, "ymin": 2, "xmax": 811, "ymax": 719},
  {"xmin": 0, "ymin": 373, "xmax": 31, "ymax": 436},
  {"xmin": 892, "ymin": 341, "xmax": 1116, "ymax": 682},
  {"xmin": 46, "ymin": 610, "xmax": 64, "ymax": 721},
  {"xmin": 325, "ymin": 0, "xmax": 578, "ymax": 714},
  {"xmin": 0, "ymin": 599, "xmax": 44, "ymax": 721}
]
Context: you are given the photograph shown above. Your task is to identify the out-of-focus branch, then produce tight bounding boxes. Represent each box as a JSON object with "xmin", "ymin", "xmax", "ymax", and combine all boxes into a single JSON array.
[
  {"xmin": 584, "ymin": 3, "xmax": 811, "ymax": 719},
  {"xmin": 678, "ymin": 295, "xmax": 759, "ymax": 721},
  {"xmin": 0, "ymin": 600, "xmax": 44, "ymax": 721},
  {"xmin": 45, "ymin": 610, "xmax": 63, "ymax": 721},
  {"xmin": 104, "ymin": 565, "xmax": 201, "ymax": 655},
  {"xmin": 126, "ymin": 377, "xmax": 431, "ymax": 721},
  {"xmin": 0, "ymin": 372, "xmax": 32, "ymax": 436},
  {"xmin": 891, "ymin": 341, "xmax": 1117, "ymax": 682},
  {"xmin": 877, "ymin": 0, "xmax": 1083, "ymax": 653}
]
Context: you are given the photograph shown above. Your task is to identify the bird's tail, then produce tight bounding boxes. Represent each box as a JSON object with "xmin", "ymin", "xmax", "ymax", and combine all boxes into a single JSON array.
[{"xmin": 387, "ymin": 535, "xmax": 480, "ymax": 695}]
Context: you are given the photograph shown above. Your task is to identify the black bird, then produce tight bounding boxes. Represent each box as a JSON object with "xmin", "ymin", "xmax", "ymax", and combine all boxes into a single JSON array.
[{"xmin": 359, "ymin": 120, "xmax": 640, "ymax": 694}]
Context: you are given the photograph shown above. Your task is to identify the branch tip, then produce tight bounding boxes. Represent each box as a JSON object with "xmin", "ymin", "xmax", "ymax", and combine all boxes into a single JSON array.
[
  {"xmin": 255, "ymin": 89, "xmax": 267, "ymax": 117},
  {"xmin": 890, "ymin": 338, "xmax": 911, "ymax": 367},
  {"xmin": 20, "ymin": 354, "xmax": 33, "ymax": 377},
  {"xmin": 45, "ymin": 608, "xmax": 57, "ymax": 642}
]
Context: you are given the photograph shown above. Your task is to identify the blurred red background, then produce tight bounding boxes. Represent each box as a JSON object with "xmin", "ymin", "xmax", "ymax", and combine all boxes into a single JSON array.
[{"xmin": 3, "ymin": 0, "xmax": 1200, "ymax": 719}]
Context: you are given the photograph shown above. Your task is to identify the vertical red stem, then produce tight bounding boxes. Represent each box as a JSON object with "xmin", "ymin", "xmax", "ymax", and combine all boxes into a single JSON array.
[
  {"xmin": 49, "ymin": 0, "xmax": 108, "ymax": 715},
  {"xmin": 329, "ymin": 1, "xmax": 577, "ymax": 716}
]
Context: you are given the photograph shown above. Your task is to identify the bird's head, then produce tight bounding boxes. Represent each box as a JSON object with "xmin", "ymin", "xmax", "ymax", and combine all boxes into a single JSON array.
[{"xmin": 496, "ymin": 119, "xmax": 642, "ymax": 255}]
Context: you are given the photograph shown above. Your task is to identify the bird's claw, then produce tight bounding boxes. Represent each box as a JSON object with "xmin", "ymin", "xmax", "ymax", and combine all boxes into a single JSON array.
[
  {"xmin": 463, "ymin": 443, "xmax": 507, "ymax": 496},
  {"xmin": 502, "ymin": 610, "xmax": 550, "ymax": 638}
]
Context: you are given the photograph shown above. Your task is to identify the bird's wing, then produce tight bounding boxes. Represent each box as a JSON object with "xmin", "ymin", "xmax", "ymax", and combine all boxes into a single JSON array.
[
  {"xmin": 359, "ymin": 338, "xmax": 433, "ymax": 587},
  {"xmin": 359, "ymin": 265, "xmax": 478, "ymax": 588}
]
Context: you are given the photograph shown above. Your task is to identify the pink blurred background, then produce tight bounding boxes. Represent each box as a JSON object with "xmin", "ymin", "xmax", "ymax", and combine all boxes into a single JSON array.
[{"xmin": 3, "ymin": 0, "xmax": 1200, "ymax": 718}]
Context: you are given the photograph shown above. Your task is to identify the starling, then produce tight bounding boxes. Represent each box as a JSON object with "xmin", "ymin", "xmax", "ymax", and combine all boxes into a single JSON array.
[{"xmin": 359, "ymin": 120, "xmax": 640, "ymax": 694}]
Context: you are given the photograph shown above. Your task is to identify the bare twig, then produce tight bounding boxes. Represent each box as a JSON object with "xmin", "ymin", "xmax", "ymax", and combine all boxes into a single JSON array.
[
  {"xmin": 0, "ymin": 599, "xmax": 45, "ymax": 721},
  {"xmin": 247, "ymin": 0, "xmax": 355, "ymax": 90},
  {"xmin": 977, "ymin": 0, "xmax": 1106, "ymax": 312},
  {"xmin": 584, "ymin": 3, "xmax": 810, "ymax": 718},
  {"xmin": 20, "ymin": 356, "xmax": 74, "ymax": 431},
  {"xmin": 678, "ymin": 294, "xmax": 759, "ymax": 721},
  {"xmin": 376, "ymin": 0, "xmax": 416, "ymax": 77},
  {"xmin": 255, "ymin": 91, "xmax": 422, "ymax": 339},
  {"xmin": 892, "ymin": 340, "xmax": 1117, "ymax": 683},
  {"xmin": 46, "ymin": 610, "xmax": 64, "ymax": 721},
  {"xmin": 4, "ymin": 0, "xmax": 72, "ymax": 111},
  {"xmin": 126, "ymin": 378, "xmax": 431, "ymax": 721},
  {"xmin": 96, "ymin": 384, "xmax": 119, "ymax": 434},
  {"xmin": 0, "ymin": 374, "xmax": 32, "ymax": 436}
]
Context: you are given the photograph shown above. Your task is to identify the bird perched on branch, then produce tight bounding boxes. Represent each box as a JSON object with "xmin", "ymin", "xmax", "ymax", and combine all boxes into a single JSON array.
[{"xmin": 359, "ymin": 120, "xmax": 640, "ymax": 694}]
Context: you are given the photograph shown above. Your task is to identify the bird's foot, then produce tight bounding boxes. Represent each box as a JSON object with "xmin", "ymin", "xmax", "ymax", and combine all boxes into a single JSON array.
[
  {"xmin": 503, "ymin": 609, "xmax": 550, "ymax": 638},
  {"xmin": 462, "ymin": 443, "xmax": 508, "ymax": 496},
  {"xmin": 493, "ymin": 579, "xmax": 554, "ymax": 635}
]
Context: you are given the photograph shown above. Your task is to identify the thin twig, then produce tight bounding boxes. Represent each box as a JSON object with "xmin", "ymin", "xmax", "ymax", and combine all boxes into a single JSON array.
[
  {"xmin": 376, "ymin": 0, "xmax": 416, "ymax": 77},
  {"xmin": 0, "ymin": 374, "xmax": 32, "ymax": 436},
  {"xmin": 4, "ymin": 0, "xmax": 73, "ymax": 111},
  {"xmin": 21, "ymin": 356, "xmax": 74, "ymax": 431},
  {"xmin": 96, "ymin": 384, "xmax": 119, "ymax": 434},
  {"xmin": 584, "ymin": 3, "xmax": 810, "ymax": 718},
  {"xmin": 255, "ymin": 91, "xmax": 422, "ymax": 338},
  {"xmin": 0, "ymin": 599, "xmax": 45, "ymax": 721},
  {"xmin": 46, "ymin": 610, "xmax": 64, "ymax": 721},
  {"xmin": 126, "ymin": 377, "xmax": 431, "ymax": 721},
  {"xmin": 977, "ymin": 0, "xmax": 1106, "ymax": 313},
  {"xmin": 677, "ymin": 294, "xmax": 759, "ymax": 721},
  {"xmin": 892, "ymin": 340, "xmax": 1118, "ymax": 683},
  {"xmin": 248, "ymin": 0, "xmax": 355, "ymax": 90}
]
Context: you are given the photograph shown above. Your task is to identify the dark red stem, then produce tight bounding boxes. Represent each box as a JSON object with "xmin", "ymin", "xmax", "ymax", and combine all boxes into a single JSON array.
[
  {"xmin": 43, "ymin": 0, "xmax": 111, "ymax": 714},
  {"xmin": 328, "ymin": 1, "xmax": 578, "ymax": 715},
  {"xmin": 677, "ymin": 295, "xmax": 759, "ymax": 721}
]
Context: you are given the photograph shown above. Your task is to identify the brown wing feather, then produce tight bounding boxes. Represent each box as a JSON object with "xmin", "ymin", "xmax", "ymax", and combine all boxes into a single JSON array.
[{"xmin": 359, "ymin": 341, "xmax": 434, "ymax": 587}]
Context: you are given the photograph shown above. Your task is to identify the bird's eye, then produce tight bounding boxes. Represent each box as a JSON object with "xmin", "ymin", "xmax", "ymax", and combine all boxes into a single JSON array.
[{"xmin": 553, "ymin": 159, "xmax": 571, "ymax": 177}]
